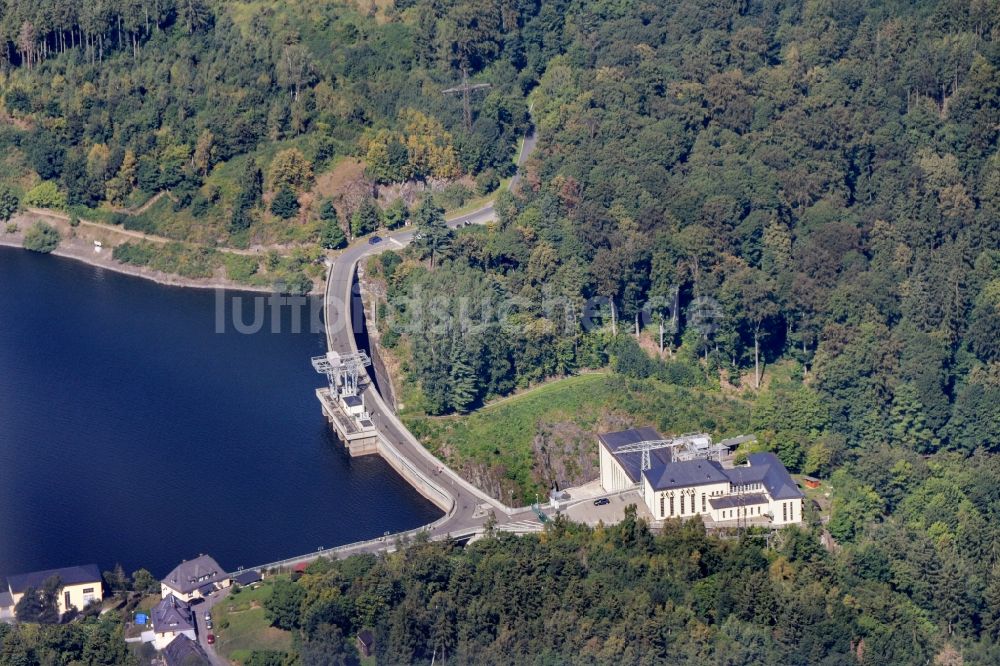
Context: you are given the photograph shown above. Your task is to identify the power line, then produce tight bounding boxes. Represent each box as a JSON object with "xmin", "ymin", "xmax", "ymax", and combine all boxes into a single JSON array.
[{"xmin": 441, "ymin": 68, "xmax": 491, "ymax": 131}]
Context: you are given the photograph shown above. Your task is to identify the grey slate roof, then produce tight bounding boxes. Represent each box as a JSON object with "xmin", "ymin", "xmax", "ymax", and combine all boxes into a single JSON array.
[
  {"xmin": 639, "ymin": 449, "xmax": 803, "ymax": 499},
  {"xmin": 718, "ymin": 434, "xmax": 757, "ymax": 449},
  {"xmin": 0, "ymin": 591, "xmax": 12, "ymax": 608},
  {"xmin": 6, "ymin": 564, "xmax": 101, "ymax": 594},
  {"xmin": 724, "ymin": 465, "xmax": 769, "ymax": 486},
  {"xmin": 598, "ymin": 427, "xmax": 671, "ymax": 483},
  {"xmin": 163, "ymin": 635, "xmax": 210, "ymax": 666},
  {"xmin": 710, "ymin": 493, "xmax": 769, "ymax": 510},
  {"xmin": 745, "ymin": 452, "xmax": 804, "ymax": 500},
  {"xmin": 343, "ymin": 395, "xmax": 363, "ymax": 407},
  {"xmin": 643, "ymin": 459, "xmax": 730, "ymax": 490},
  {"xmin": 232, "ymin": 570, "xmax": 262, "ymax": 586},
  {"xmin": 162, "ymin": 555, "xmax": 227, "ymax": 595},
  {"xmin": 152, "ymin": 595, "xmax": 194, "ymax": 634}
]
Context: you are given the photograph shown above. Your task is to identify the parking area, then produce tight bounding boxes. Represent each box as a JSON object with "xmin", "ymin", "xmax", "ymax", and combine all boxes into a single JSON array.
[
  {"xmin": 561, "ymin": 490, "xmax": 654, "ymax": 526},
  {"xmin": 557, "ymin": 478, "xmax": 607, "ymax": 502}
]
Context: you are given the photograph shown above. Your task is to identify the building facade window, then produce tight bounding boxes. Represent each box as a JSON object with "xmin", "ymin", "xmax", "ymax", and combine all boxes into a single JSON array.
[
  {"xmin": 680, "ymin": 494, "xmax": 685, "ymax": 515},
  {"xmin": 701, "ymin": 493, "xmax": 706, "ymax": 512},
  {"xmin": 660, "ymin": 495, "xmax": 665, "ymax": 518},
  {"xmin": 669, "ymin": 495, "xmax": 674, "ymax": 516},
  {"xmin": 782, "ymin": 502, "xmax": 788, "ymax": 522}
]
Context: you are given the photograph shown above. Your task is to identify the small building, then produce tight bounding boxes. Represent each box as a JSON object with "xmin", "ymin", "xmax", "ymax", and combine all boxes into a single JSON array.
[
  {"xmin": 161, "ymin": 555, "xmax": 230, "ymax": 602},
  {"xmin": 151, "ymin": 595, "xmax": 196, "ymax": 650},
  {"xmin": 342, "ymin": 394, "xmax": 365, "ymax": 417},
  {"xmin": 163, "ymin": 634, "xmax": 211, "ymax": 666},
  {"xmin": 599, "ymin": 428, "xmax": 804, "ymax": 526},
  {"xmin": 232, "ymin": 570, "xmax": 263, "ymax": 588},
  {"xmin": 357, "ymin": 629, "xmax": 375, "ymax": 658},
  {"xmin": 4, "ymin": 564, "xmax": 103, "ymax": 616}
]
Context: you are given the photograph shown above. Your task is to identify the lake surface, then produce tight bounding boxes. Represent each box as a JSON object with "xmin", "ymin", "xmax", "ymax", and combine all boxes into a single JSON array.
[{"xmin": 0, "ymin": 247, "xmax": 440, "ymax": 579}]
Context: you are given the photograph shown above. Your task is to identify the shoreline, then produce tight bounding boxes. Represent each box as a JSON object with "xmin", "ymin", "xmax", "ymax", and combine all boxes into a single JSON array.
[
  {"xmin": 0, "ymin": 236, "xmax": 276, "ymax": 293},
  {"xmin": 0, "ymin": 236, "xmax": 309, "ymax": 295}
]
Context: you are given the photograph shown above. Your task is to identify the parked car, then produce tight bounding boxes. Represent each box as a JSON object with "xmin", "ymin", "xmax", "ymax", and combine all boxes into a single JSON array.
[
  {"xmin": 206, "ymin": 621, "xmax": 213, "ymax": 630},
  {"xmin": 368, "ymin": 235, "xmax": 382, "ymax": 245},
  {"xmin": 594, "ymin": 497, "xmax": 611, "ymax": 506},
  {"xmin": 206, "ymin": 634, "xmax": 215, "ymax": 645},
  {"xmin": 204, "ymin": 612, "xmax": 212, "ymax": 621}
]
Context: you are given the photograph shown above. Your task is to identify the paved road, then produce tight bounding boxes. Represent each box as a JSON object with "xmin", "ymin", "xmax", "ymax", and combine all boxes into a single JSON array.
[
  {"xmin": 194, "ymin": 589, "xmax": 230, "ymax": 666},
  {"xmin": 320, "ymin": 126, "xmax": 541, "ymax": 540}
]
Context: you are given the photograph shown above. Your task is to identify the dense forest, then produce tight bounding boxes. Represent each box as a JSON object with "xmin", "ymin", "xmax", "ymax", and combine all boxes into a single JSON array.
[
  {"xmin": 358, "ymin": 0, "xmax": 1000, "ymax": 501},
  {"xmin": 2, "ymin": 0, "xmax": 1000, "ymax": 663},
  {"xmin": 162, "ymin": 502, "xmax": 1000, "ymax": 665},
  {"xmin": 380, "ymin": 0, "xmax": 1000, "ymax": 448},
  {"xmin": 0, "ymin": 0, "xmax": 529, "ymax": 288},
  {"xmin": 6, "ymin": 489, "xmax": 1000, "ymax": 665}
]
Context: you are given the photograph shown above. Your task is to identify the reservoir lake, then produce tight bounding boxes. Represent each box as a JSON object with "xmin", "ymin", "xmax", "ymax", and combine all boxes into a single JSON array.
[{"xmin": 0, "ymin": 246, "xmax": 440, "ymax": 579}]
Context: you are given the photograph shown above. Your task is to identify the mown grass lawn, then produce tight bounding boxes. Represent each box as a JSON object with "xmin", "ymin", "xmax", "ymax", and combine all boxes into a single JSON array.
[
  {"xmin": 405, "ymin": 372, "xmax": 752, "ymax": 502},
  {"xmin": 213, "ymin": 579, "xmax": 293, "ymax": 664}
]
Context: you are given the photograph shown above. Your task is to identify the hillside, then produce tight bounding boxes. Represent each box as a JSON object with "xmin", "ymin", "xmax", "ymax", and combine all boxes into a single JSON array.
[{"xmin": 2, "ymin": 0, "xmax": 1000, "ymax": 663}]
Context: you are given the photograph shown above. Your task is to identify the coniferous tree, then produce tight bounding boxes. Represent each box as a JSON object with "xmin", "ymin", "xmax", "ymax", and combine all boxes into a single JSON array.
[
  {"xmin": 449, "ymin": 339, "xmax": 477, "ymax": 412},
  {"xmin": 271, "ymin": 187, "xmax": 300, "ymax": 219},
  {"xmin": 351, "ymin": 198, "xmax": 383, "ymax": 237},
  {"xmin": 319, "ymin": 201, "xmax": 347, "ymax": 249},
  {"xmin": 412, "ymin": 197, "xmax": 451, "ymax": 268}
]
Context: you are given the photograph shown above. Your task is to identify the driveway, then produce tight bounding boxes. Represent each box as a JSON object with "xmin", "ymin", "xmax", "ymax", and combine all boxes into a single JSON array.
[
  {"xmin": 193, "ymin": 588, "xmax": 231, "ymax": 666},
  {"xmin": 561, "ymin": 490, "xmax": 654, "ymax": 526}
]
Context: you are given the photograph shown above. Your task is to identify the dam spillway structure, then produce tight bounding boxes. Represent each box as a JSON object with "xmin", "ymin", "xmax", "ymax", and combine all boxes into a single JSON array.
[{"xmin": 312, "ymin": 350, "xmax": 379, "ymax": 456}]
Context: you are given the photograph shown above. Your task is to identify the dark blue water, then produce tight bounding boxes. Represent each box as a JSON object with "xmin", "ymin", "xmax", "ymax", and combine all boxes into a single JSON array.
[{"xmin": 0, "ymin": 247, "xmax": 439, "ymax": 579}]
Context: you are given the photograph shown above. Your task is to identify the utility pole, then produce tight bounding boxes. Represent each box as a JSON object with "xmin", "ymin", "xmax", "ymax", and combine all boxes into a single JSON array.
[{"xmin": 442, "ymin": 68, "xmax": 491, "ymax": 131}]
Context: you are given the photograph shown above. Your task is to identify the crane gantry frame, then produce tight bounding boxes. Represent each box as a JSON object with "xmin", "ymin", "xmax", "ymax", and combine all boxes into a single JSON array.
[{"xmin": 311, "ymin": 350, "xmax": 371, "ymax": 399}]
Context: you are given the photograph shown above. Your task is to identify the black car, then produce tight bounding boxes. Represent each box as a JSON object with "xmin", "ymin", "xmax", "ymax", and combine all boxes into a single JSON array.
[
  {"xmin": 368, "ymin": 235, "xmax": 382, "ymax": 245},
  {"xmin": 594, "ymin": 498, "xmax": 611, "ymax": 506}
]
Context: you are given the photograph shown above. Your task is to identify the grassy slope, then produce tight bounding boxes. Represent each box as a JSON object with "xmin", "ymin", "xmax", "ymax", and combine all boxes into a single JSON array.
[
  {"xmin": 213, "ymin": 580, "xmax": 293, "ymax": 663},
  {"xmin": 404, "ymin": 372, "xmax": 753, "ymax": 502}
]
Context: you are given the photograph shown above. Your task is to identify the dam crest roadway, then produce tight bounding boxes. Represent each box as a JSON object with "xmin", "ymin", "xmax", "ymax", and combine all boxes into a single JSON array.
[{"xmin": 249, "ymin": 128, "xmax": 554, "ymax": 572}]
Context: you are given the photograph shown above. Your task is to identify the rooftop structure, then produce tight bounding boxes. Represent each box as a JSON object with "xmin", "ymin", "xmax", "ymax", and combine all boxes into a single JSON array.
[
  {"xmin": 161, "ymin": 555, "xmax": 230, "ymax": 602},
  {"xmin": 599, "ymin": 427, "xmax": 805, "ymax": 527},
  {"xmin": 313, "ymin": 350, "xmax": 379, "ymax": 455},
  {"xmin": 642, "ymin": 459, "xmax": 730, "ymax": 490},
  {"xmin": 163, "ymin": 635, "xmax": 210, "ymax": 666},
  {"xmin": 152, "ymin": 595, "xmax": 195, "ymax": 635},
  {"xmin": 597, "ymin": 427, "xmax": 670, "ymax": 483},
  {"xmin": 3, "ymin": 564, "xmax": 103, "ymax": 616},
  {"xmin": 6, "ymin": 564, "xmax": 101, "ymax": 594},
  {"xmin": 312, "ymin": 350, "xmax": 371, "ymax": 398},
  {"xmin": 232, "ymin": 570, "xmax": 263, "ymax": 587}
]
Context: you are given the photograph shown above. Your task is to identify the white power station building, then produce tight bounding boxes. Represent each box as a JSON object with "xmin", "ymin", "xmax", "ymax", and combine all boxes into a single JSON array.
[{"xmin": 598, "ymin": 428, "xmax": 804, "ymax": 526}]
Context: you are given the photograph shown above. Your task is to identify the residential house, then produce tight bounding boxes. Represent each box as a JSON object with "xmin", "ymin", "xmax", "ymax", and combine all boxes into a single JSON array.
[
  {"xmin": 151, "ymin": 594, "xmax": 196, "ymax": 650},
  {"xmin": 161, "ymin": 555, "xmax": 229, "ymax": 602},
  {"xmin": 3, "ymin": 564, "xmax": 103, "ymax": 616},
  {"xmin": 162, "ymin": 634, "xmax": 211, "ymax": 666}
]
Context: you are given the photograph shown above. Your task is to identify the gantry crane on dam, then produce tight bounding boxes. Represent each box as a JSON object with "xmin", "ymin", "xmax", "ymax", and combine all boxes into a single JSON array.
[{"xmin": 311, "ymin": 350, "xmax": 380, "ymax": 455}]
